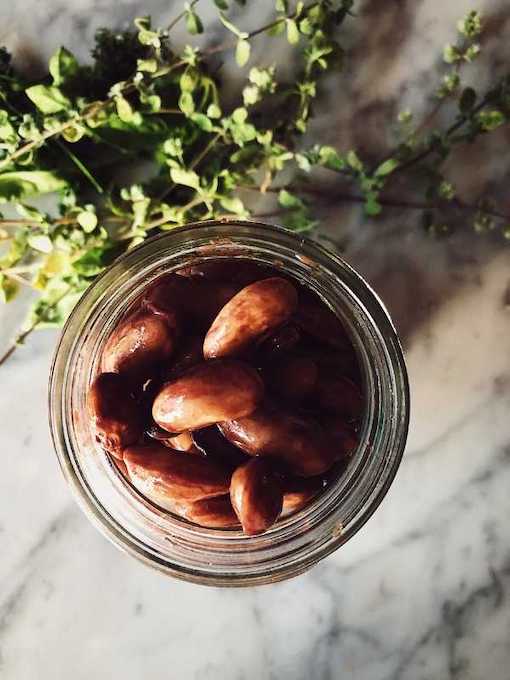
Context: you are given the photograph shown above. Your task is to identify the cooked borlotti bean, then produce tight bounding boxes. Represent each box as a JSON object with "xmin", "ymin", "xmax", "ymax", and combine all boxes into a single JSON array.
[
  {"xmin": 90, "ymin": 257, "xmax": 365, "ymax": 535},
  {"xmin": 230, "ymin": 458, "xmax": 283, "ymax": 535},
  {"xmin": 219, "ymin": 407, "xmax": 339, "ymax": 477},
  {"xmin": 176, "ymin": 495, "xmax": 240, "ymax": 528},
  {"xmin": 152, "ymin": 359, "xmax": 264, "ymax": 433},
  {"xmin": 203, "ymin": 277, "xmax": 298, "ymax": 359},
  {"xmin": 87, "ymin": 372, "xmax": 142, "ymax": 459},
  {"xmin": 101, "ymin": 308, "xmax": 178, "ymax": 380},
  {"xmin": 164, "ymin": 431, "xmax": 200, "ymax": 453},
  {"xmin": 295, "ymin": 296, "xmax": 350, "ymax": 350},
  {"xmin": 192, "ymin": 425, "xmax": 250, "ymax": 469},
  {"xmin": 282, "ymin": 475, "xmax": 325, "ymax": 515},
  {"xmin": 143, "ymin": 274, "xmax": 240, "ymax": 329},
  {"xmin": 124, "ymin": 444, "xmax": 231, "ymax": 506}
]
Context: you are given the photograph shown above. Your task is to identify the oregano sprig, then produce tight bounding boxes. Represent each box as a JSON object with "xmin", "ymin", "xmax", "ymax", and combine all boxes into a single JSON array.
[{"xmin": 0, "ymin": 4, "xmax": 509, "ymax": 367}]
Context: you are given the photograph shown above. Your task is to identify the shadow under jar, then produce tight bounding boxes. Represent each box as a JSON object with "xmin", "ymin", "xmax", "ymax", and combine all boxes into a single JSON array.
[{"xmin": 49, "ymin": 220, "xmax": 409, "ymax": 586}]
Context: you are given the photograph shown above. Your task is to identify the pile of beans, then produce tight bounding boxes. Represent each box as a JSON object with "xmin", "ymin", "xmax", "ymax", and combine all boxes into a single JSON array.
[{"xmin": 86, "ymin": 260, "xmax": 363, "ymax": 535}]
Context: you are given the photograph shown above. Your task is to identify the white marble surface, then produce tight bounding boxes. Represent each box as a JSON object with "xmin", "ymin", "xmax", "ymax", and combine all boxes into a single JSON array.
[{"xmin": 2, "ymin": 1, "xmax": 510, "ymax": 679}]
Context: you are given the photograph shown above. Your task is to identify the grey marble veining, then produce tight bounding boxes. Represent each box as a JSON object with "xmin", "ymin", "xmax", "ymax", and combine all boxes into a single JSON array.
[{"xmin": 1, "ymin": 1, "xmax": 510, "ymax": 679}]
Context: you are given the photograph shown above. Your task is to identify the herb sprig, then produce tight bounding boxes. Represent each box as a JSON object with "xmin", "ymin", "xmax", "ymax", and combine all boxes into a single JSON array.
[{"xmin": 0, "ymin": 3, "xmax": 509, "ymax": 364}]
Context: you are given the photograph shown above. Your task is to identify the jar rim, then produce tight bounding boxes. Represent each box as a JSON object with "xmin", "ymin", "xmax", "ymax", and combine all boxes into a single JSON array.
[{"xmin": 49, "ymin": 219, "xmax": 410, "ymax": 586}]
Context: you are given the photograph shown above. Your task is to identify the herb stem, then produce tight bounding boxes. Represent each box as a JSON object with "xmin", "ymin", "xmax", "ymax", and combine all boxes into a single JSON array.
[
  {"xmin": 190, "ymin": 131, "xmax": 222, "ymax": 170},
  {"xmin": 0, "ymin": 216, "xmax": 125, "ymax": 228},
  {"xmin": 388, "ymin": 94, "xmax": 493, "ymax": 177},
  {"xmin": 3, "ymin": 271, "xmax": 36, "ymax": 288},
  {"xmin": 166, "ymin": 0, "xmax": 201, "ymax": 32},
  {"xmin": 0, "ymin": 287, "xmax": 70, "ymax": 367},
  {"xmin": 157, "ymin": 131, "xmax": 222, "ymax": 203},
  {"xmin": 0, "ymin": 2, "xmax": 315, "ymax": 169},
  {"xmin": 294, "ymin": 182, "xmax": 510, "ymax": 221},
  {"xmin": 202, "ymin": 1, "xmax": 319, "ymax": 58},
  {"xmin": 54, "ymin": 139, "xmax": 104, "ymax": 194},
  {"xmin": 247, "ymin": 2, "xmax": 318, "ymax": 40},
  {"xmin": 148, "ymin": 107, "xmax": 183, "ymax": 115}
]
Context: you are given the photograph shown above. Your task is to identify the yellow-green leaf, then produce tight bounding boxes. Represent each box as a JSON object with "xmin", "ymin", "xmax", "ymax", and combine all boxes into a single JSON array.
[
  {"xmin": 137, "ymin": 58, "xmax": 158, "ymax": 73},
  {"xmin": 236, "ymin": 39, "xmax": 251, "ymax": 67},
  {"xmin": 0, "ymin": 274, "xmax": 19, "ymax": 302},
  {"xmin": 374, "ymin": 158, "xmax": 399, "ymax": 177},
  {"xmin": 49, "ymin": 47, "xmax": 78, "ymax": 86},
  {"xmin": 25, "ymin": 85, "xmax": 71, "ymax": 114},
  {"xmin": 286, "ymin": 19, "xmax": 300, "ymax": 44},
  {"xmin": 178, "ymin": 91, "xmax": 195, "ymax": 116},
  {"xmin": 0, "ymin": 171, "xmax": 67, "ymax": 203},
  {"xmin": 77, "ymin": 211, "xmax": 98, "ymax": 232},
  {"xmin": 170, "ymin": 167, "xmax": 200, "ymax": 190}
]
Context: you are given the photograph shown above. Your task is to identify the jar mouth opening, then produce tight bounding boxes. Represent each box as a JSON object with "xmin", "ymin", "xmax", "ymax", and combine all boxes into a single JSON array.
[{"xmin": 49, "ymin": 220, "xmax": 410, "ymax": 586}]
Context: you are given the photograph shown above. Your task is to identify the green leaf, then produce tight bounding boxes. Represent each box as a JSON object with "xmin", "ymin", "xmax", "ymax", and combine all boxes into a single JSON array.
[
  {"xmin": 214, "ymin": 0, "xmax": 229, "ymax": 8},
  {"xmin": 62, "ymin": 123, "xmax": 86, "ymax": 143},
  {"xmin": 236, "ymin": 39, "xmax": 251, "ymax": 67},
  {"xmin": 180, "ymin": 69, "xmax": 199, "ymax": 92},
  {"xmin": 346, "ymin": 150, "xmax": 363, "ymax": 172},
  {"xmin": 443, "ymin": 44, "xmax": 461, "ymax": 64},
  {"xmin": 464, "ymin": 44, "xmax": 480, "ymax": 62},
  {"xmin": 243, "ymin": 84, "xmax": 259, "ymax": 106},
  {"xmin": 186, "ymin": 9, "xmax": 204, "ymax": 35},
  {"xmin": 36, "ymin": 251, "xmax": 71, "ymax": 284},
  {"xmin": 295, "ymin": 153, "xmax": 311, "ymax": 172},
  {"xmin": 170, "ymin": 167, "xmax": 200, "ymax": 190},
  {"xmin": 25, "ymin": 85, "xmax": 71, "ymax": 114},
  {"xmin": 299, "ymin": 17, "xmax": 312, "ymax": 35},
  {"xmin": 232, "ymin": 107, "xmax": 248, "ymax": 124},
  {"xmin": 190, "ymin": 112, "xmax": 213, "ymax": 132},
  {"xmin": 286, "ymin": 19, "xmax": 300, "ymax": 44},
  {"xmin": 178, "ymin": 91, "xmax": 195, "ymax": 116},
  {"xmin": 457, "ymin": 10, "xmax": 481, "ymax": 38},
  {"xmin": 49, "ymin": 47, "xmax": 78, "ymax": 86},
  {"xmin": 438, "ymin": 180, "xmax": 455, "ymax": 200},
  {"xmin": 207, "ymin": 103, "xmax": 222, "ymax": 119},
  {"xmin": 115, "ymin": 95, "xmax": 141, "ymax": 124},
  {"xmin": 283, "ymin": 210, "xmax": 317, "ymax": 232},
  {"xmin": 140, "ymin": 92, "xmax": 161, "ymax": 113},
  {"xmin": 397, "ymin": 109, "xmax": 413, "ymax": 124},
  {"xmin": 318, "ymin": 145, "xmax": 345, "ymax": 171},
  {"xmin": 219, "ymin": 13, "xmax": 244, "ymax": 38},
  {"xmin": 219, "ymin": 196, "xmax": 247, "ymax": 215},
  {"xmin": 73, "ymin": 247, "xmax": 109, "ymax": 277},
  {"xmin": 267, "ymin": 21, "xmax": 285, "ymax": 37},
  {"xmin": 27, "ymin": 234, "xmax": 53, "ymax": 253},
  {"xmin": 0, "ymin": 171, "xmax": 66, "ymax": 203},
  {"xmin": 374, "ymin": 158, "xmax": 399, "ymax": 177},
  {"xmin": 163, "ymin": 137, "xmax": 184, "ymax": 160},
  {"xmin": 0, "ymin": 273, "xmax": 19, "ymax": 303},
  {"xmin": 77, "ymin": 210, "xmax": 98, "ymax": 232},
  {"xmin": 437, "ymin": 72, "xmax": 460, "ymax": 98},
  {"xmin": 477, "ymin": 110, "xmax": 505, "ymax": 131},
  {"xmin": 134, "ymin": 16, "xmax": 161, "ymax": 48},
  {"xmin": 278, "ymin": 189, "xmax": 304, "ymax": 209},
  {"xmin": 275, "ymin": 0, "xmax": 288, "ymax": 11},
  {"xmin": 0, "ymin": 109, "xmax": 17, "ymax": 142},
  {"xmin": 137, "ymin": 58, "xmax": 158, "ymax": 73}
]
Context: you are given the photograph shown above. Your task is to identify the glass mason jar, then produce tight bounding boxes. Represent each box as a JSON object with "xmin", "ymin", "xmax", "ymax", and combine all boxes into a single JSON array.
[{"xmin": 49, "ymin": 220, "xmax": 409, "ymax": 586}]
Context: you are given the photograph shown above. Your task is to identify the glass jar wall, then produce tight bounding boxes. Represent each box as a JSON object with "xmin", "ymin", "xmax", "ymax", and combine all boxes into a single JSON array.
[{"xmin": 49, "ymin": 220, "xmax": 409, "ymax": 586}]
